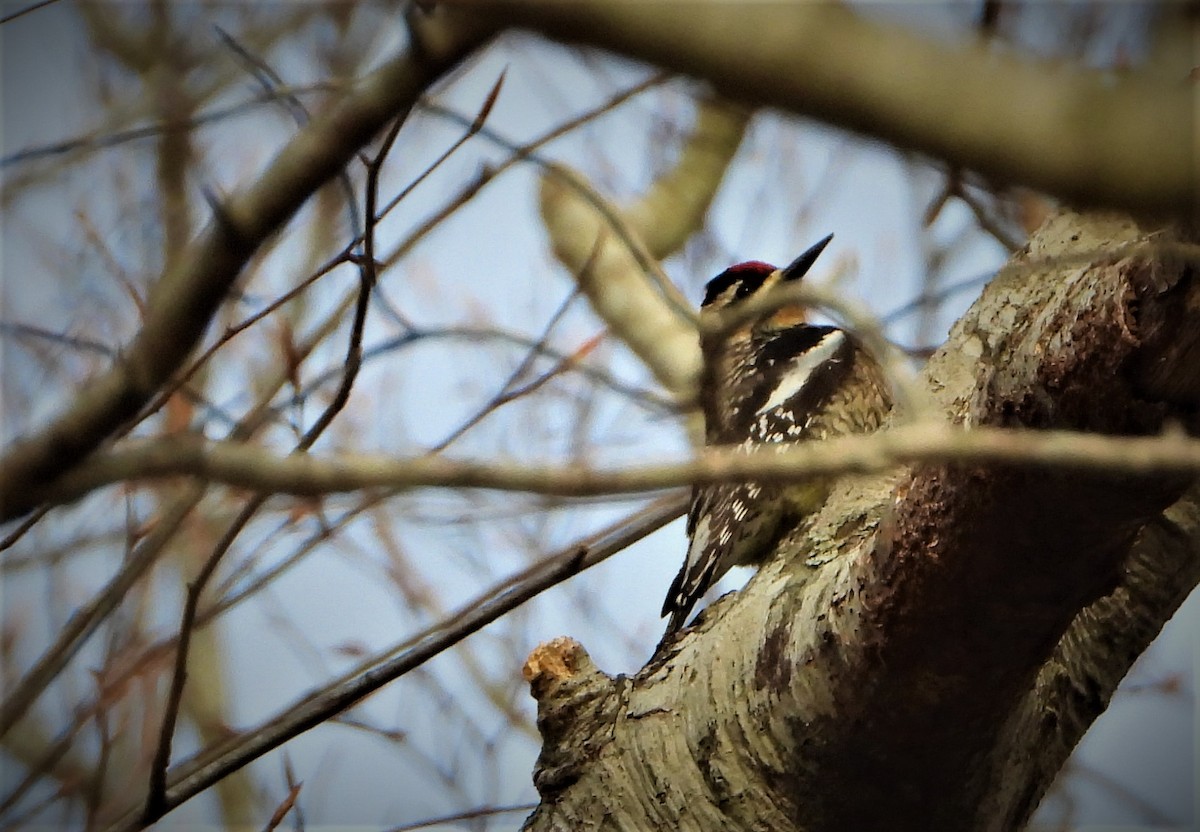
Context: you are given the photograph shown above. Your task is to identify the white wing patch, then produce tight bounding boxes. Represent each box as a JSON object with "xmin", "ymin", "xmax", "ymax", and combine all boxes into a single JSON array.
[
  {"xmin": 687, "ymin": 514, "xmax": 711, "ymax": 566},
  {"xmin": 755, "ymin": 329, "xmax": 845, "ymax": 416}
]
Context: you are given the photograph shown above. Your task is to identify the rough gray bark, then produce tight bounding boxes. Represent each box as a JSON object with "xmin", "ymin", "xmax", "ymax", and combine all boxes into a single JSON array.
[{"xmin": 521, "ymin": 212, "xmax": 1200, "ymax": 831}]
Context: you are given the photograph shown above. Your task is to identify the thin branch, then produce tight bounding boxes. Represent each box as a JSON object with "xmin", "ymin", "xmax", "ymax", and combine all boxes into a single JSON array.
[
  {"xmin": 372, "ymin": 68, "xmax": 508, "ymax": 226},
  {"xmin": 0, "ymin": 506, "xmax": 50, "ymax": 553},
  {"xmin": 429, "ymin": 285, "xmax": 583, "ymax": 453},
  {"xmin": 119, "ymin": 246, "xmax": 358, "ymax": 440},
  {"xmin": 0, "ymin": 321, "xmax": 117, "ymax": 357},
  {"xmin": 0, "ymin": 0, "xmax": 64, "ymax": 26},
  {"xmin": 881, "ymin": 270, "xmax": 994, "ymax": 327},
  {"xmin": 375, "ymin": 73, "xmax": 672, "ymax": 275},
  {"xmin": 0, "ymin": 13, "xmax": 489, "ymax": 523},
  {"xmin": 141, "ymin": 94, "xmax": 418, "ymax": 826},
  {"xmin": 213, "ymin": 25, "xmax": 364, "ymax": 238},
  {"xmin": 100, "ymin": 494, "xmax": 685, "ymax": 831},
  {"xmin": 0, "ymin": 83, "xmax": 344, "ymax": 168},
  {"xmin": 0, "ymin": 320, "xmax": 243, "ymax": 432},
  {"xmin": 382, "ymin": 803, "xmax": 539, "ymax": 832},
  {"xmin": 141, "ymin": 498, "xmax": 263, "ymax": 823},
  {"xmin": 954, "ymin": 183, "xmax": 1025, "ymax": 253},
  {"xmin": 261, "ymin": 780, "xmax": 303, "ymax": 832},
  {"xmin": 36, "ymin": 425, "xmax": 1200, "ymax": 509},
  {"xmin": 295, "ymin": 326, "xmax": 674, "ymax": 415}
]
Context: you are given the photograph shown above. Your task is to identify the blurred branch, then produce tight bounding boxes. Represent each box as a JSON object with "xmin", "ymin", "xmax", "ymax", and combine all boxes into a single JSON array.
[
  {"xmin": 213, "ymin": 24, "xmax": 364, "ymax": 241},
  {"xmin": 0, "ymin": 83, "xmax": 344, "ymax": 168},
  {"xmin": 0, "ymin": 0, "xmax": 64, "ymax": 26},
  {"xmin": 538, "ymin": 99, "xmax": 750, "ymax": 401},
  {"xmin": 0, "ymin": 11, "xmax": 491, "ymax": 523},
  {"xmin": 429, "ymin": 287, "xmax": 585, "ymax": 453},
  {"xmin": 0, "ymin": 254, "xmax": 378, "ymax": 742},
  {"xmin": 100, "ymin": 494, "xmax": 685, "ymax": 831},
  {"xmin": 924, "ymin": 170, "xmax": 1025, "ymax": 253},
  {"xmin": 459, "ymin": 1, "xmax": 1194, "ymax": 221},
  {"xmin": 32, "ymin": 424, "xmax": 1200, "ymax": 507},
  {"xmin": 142, "ymin": 100, "xmax": 405, "ymax": 827},
  {"xmin": 383, "ymin": 802, "xmax": 539, "ymax": 832}
]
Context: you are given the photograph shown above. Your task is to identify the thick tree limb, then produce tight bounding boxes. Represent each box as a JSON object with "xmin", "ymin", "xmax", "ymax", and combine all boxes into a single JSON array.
[
  {"xmin": 982, "ymin": 484, "xmax": 1200, "ymax": 828},
  {"xmin": 519, "ymin": 212, "xmax": 1200, "ymax": 831},
  {"xmin": 451, "ymin": 1, "xmax": 1194, "ymax": 222}
]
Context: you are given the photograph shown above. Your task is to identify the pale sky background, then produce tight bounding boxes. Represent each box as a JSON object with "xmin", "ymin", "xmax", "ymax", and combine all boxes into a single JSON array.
[{"xmin": 0, "ymin": 3, "xmax": 1194, "ymax": 829}]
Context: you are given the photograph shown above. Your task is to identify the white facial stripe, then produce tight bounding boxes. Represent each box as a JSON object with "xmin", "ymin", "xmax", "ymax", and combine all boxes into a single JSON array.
[{"xmin": 755, "ymin": 330, "xmax": 845, "ymax": 415}]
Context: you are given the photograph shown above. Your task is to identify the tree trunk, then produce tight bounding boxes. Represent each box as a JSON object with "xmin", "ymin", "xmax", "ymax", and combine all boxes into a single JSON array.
[{"xmin": 521, "ymin": 212, "xmax": 1200, "ymax": 831}]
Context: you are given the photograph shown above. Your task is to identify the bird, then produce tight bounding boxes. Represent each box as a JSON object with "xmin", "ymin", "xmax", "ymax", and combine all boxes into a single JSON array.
[{"xmin": 661, "ymin": 234, "xmax": 893, "ymax": 634}]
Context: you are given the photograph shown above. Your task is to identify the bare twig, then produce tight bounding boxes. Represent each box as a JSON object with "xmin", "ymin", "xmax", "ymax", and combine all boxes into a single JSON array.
[
  {"xmin": 100, "ymin": 494, "xmax": 685, "ymax": 831},
  {"xmin": 429, "ymin": 283, "xmax": 583, "ymax": 453},
  {"xmin": 954, "ymin": 184, "xmax": 1025, "ymax": 253},
  {"xmin": 0, "ymin": 83, "xmax": 343, "ymax": 168},
  {"xmin": 261, "ymin": 780, "xmax": 303, "ymax": 832},
  {"xmin": 382, "ymin": 802, "xmax": 539, "ymax": 832},
  {"xmin": 141, "ymin": 91, "xmax": 418, "ymax": 826},
  {"xmin": 0, "ymin": 320, "xmax": 117, "ymax": 357},
  {"xmin": 0, "ymin": 506, "xmax": 50, "ymax": 553},
  {"xmin": 0, "ymin": 14, "xmax": 489, "ymax": 523},
  {"xmin": 213, "ymin": 25, "xmax": 364, "ymax": 236},
  {"xmin": 0, "ymin": 0, "xmax": 64, "ymax": 26},
  {"xmin": 141, "ymin": 498, "xmax": 264, "ymax": 823},
  {"xmin": 296, "ymin": 325, "xmax": 674, "ymax": 415},
  {"xmin": 881, "ymin": 270, "xmax": 994, "ymax": 326}
]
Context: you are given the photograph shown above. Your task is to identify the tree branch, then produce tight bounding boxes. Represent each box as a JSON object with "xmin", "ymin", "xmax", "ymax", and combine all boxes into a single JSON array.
[
  {"xmin": 0, "ymin": 10, "xmax": 493, "ymax": 522},
  {"xmin": 29, "ymin": 422, "xmax": 1200, "ymax": 511},
  {"xmin": 519, "ymin": 211, "xmax": 1200, "ymax": 830},
  {"xmin": 99, "ymin": 494, "xmax": 684, "ymax": 832},
  {"xmin": 538, "ymin": 98, "xmax": 750, "ymax": 401},
  {"xmin": 452, "ymin": 1, "xmax": 1193, "ymax": 222}
]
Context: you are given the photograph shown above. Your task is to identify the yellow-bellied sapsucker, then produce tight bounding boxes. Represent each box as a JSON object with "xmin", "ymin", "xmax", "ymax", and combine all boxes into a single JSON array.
[{"xmin": 662, "ymin": 234, "xmax": 893, "ymax": 634}]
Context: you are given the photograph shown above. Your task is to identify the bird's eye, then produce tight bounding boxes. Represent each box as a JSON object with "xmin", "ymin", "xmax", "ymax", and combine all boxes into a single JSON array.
[{"xmin": 735, "ymin": 279, "xmax": 759, "ymax": 300}]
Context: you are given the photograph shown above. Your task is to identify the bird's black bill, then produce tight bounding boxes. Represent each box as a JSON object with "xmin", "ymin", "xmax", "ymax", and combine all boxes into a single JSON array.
[{"xmin": 780, "ymin": 233, "xmax": 834, "ymax": 283}]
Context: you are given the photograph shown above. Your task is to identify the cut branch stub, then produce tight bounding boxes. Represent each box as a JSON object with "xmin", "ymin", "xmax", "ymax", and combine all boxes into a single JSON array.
[{"xmin": 522, "ymin": 638, "xmax": 619, "ymax": 800}]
